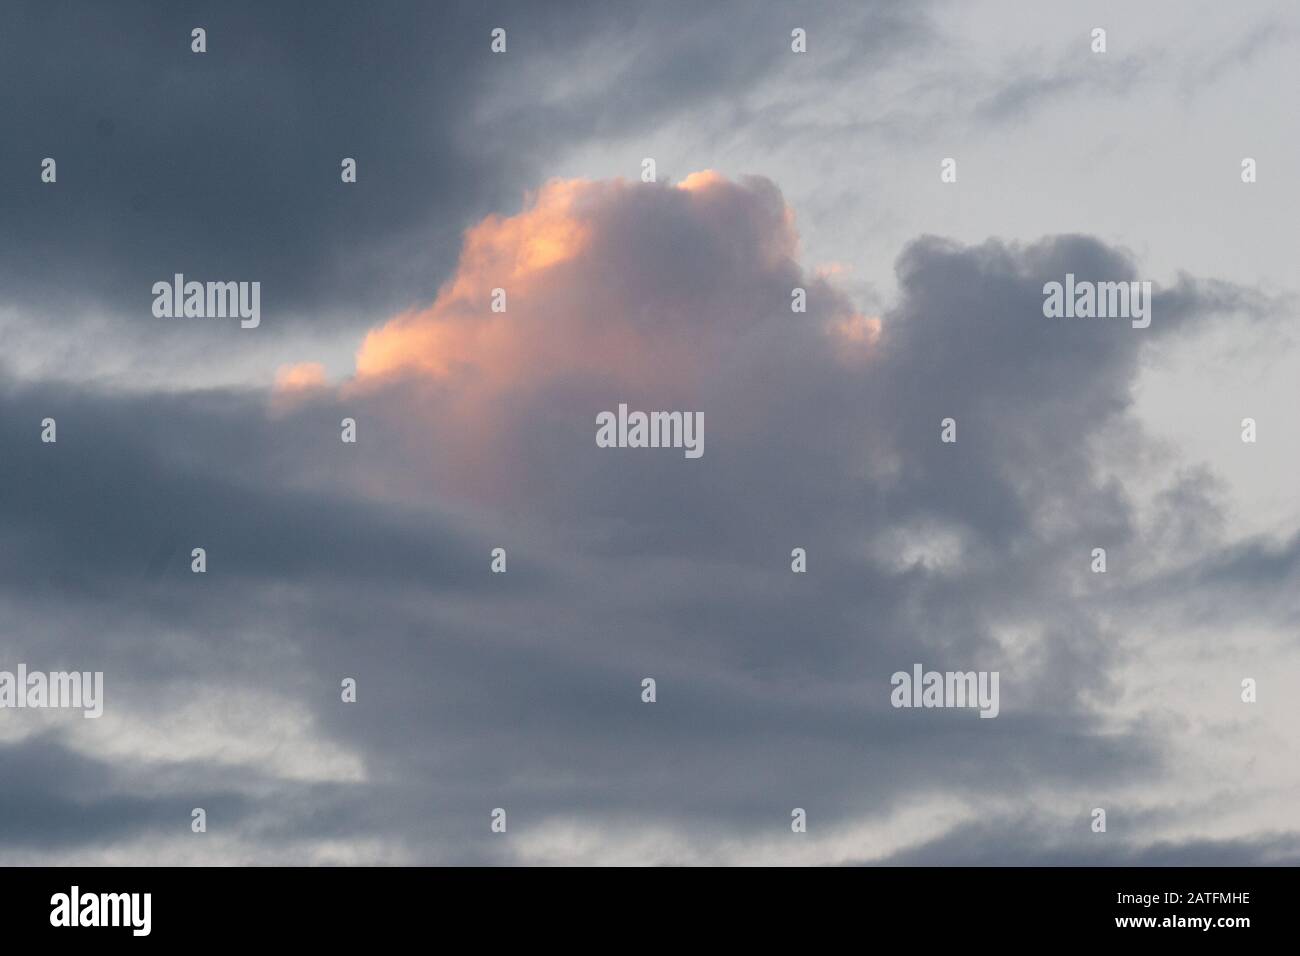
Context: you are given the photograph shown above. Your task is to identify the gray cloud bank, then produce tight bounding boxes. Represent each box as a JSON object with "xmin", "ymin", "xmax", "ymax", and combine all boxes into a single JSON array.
[
  {"xmin": 2, "ymin": 168, "xmax": 1292, "ymax": 864},
  {"xmin": 0, "ymin": 1, "xmax": 1295, "ymax": 865}
]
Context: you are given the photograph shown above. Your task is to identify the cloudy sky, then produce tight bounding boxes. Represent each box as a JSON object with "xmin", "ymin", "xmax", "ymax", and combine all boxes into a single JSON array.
[{"xmin": 1, "ymin": 0, "xmax": 1297, "ymax": 865}]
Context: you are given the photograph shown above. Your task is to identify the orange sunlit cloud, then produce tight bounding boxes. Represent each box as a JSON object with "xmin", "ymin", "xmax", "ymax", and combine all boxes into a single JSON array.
[
  {"xmin": 274, "ymin": 361, "xmax": 328, "ymax": 391},
  {"xmin": 675, "ymin": 169, "xmax": 726, "ymax": 193},
  {"xmin": 829, "ymin": 312, "xmax": 883, "ymax": 363},
  {"xmin": 353, "ymin": 177, "xmax": 601, "ymax": 389},
  {"xmin": 278, "ymin": 171, "xmax": 876, "ymax": 503},
  {"xmin": 345, "ymin": 171, "xmax": 872, "ymax": 401}
]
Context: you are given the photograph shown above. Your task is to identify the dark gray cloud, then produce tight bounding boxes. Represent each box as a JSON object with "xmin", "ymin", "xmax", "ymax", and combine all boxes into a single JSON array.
[
  {"xmin": 0, "ymin": 0, "xmax": 930, "ymax": 331},
  {"xmin": 0, "ymin": 734, "xmax": 251, "ymax": 849}
]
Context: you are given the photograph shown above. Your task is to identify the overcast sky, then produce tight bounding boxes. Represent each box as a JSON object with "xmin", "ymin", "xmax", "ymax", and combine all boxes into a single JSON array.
[{"xmin": 0, "ymin": 0, "xmax": 1297, "ymax": 865}]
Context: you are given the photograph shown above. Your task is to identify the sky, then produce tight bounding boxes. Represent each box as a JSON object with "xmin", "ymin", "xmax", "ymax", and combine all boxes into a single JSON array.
[{"xmin": 0, "ymin": 0, "xmax": 1297, "ymax": 865}]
